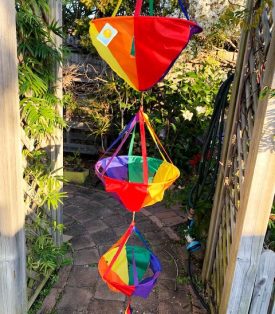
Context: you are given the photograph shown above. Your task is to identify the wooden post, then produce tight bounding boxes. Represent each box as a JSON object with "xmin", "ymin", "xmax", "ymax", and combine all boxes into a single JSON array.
[
  {"xmin": 249, "ymin": 250, "xmax": 275, "ymax": 314},
  {"xmin": 48, "ymin": 0, "xmax": 64, "ymax": 246},
  {"xmin": 219, "ymin": 27, "xmax": 275, "ymax": 313},
  {"xmin": 0, "ymin": 1, "xmax": 27, "ymax": 313}
]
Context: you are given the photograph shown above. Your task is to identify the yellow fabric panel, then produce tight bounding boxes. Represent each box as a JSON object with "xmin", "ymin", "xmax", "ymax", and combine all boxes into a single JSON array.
[
  {"xmin": 104, "ymin": 246, "xmax": 129, "ymax": 285},
  {"xmin": 153, "ymin": 161, "xmax": 180, "ymax": 183},
  {"xmin": 89, "ymin": 23, "xmax": 136, "ymax": 90},
  {"xmin": 143, "ymin": 182, "xmax": 165, "ymax": 207},
  {"xmin": 142, "ymin": 162, "xmax": 180, "ymax": 207}
]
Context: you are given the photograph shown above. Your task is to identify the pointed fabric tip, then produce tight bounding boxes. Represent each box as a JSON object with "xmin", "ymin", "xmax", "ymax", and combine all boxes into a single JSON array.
[{"xmin": 125, "ymin": 304, "xmax": 133, "ymax": 314}]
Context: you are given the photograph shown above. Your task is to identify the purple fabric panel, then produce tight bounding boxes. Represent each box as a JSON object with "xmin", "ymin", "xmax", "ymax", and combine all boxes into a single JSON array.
[
  {"xmin": 99, "ymin": 156, "xmax": 129, "ymax": 180},
  {"xmin": 190, "ymin": 24, "xmax": 203, "ymax": 38},
  {"xmin": 132, "ymin": 253, "xmax": 161, "ymax": 298},
  {"xmin": 133, "ymin": 271, "xmax": 161, "ymax": 298},
  {"xmin": 150, "ymin": 253, "xmax": 162, "ymax": 273}
]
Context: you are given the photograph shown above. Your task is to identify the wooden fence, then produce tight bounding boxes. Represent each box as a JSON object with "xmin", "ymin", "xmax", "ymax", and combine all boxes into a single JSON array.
[
  {"xmin": 202, "ymin": 0, "xmax": 275, "ymax": 313},
  {"xmin": 64, "ymin": 121, "xmax": 98, "ymax": 155}
]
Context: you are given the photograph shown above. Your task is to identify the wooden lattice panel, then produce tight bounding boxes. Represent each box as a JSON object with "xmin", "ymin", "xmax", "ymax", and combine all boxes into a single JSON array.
[{"xmin": 203, "ymin": 1, "xmax": 274, "ymax": 312}]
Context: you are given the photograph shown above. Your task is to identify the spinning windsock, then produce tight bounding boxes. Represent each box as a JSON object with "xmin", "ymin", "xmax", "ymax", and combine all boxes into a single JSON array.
[
  {"xmin": 90, "ymin": 0, "xmax": 202, "ymax": 91},
  {"xmin": 95, "ymin": 108, "xmax": 180, "ymax": 212},
  {"xmin": 98, "ymin": 221, "xmax": 161, "ymax": 299}
]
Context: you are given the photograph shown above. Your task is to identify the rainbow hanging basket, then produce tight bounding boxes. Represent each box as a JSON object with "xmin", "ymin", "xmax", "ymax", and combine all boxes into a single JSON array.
[
  {"xmin": 95, "ymin": 109, "xmax": 180, "ymax": 212},
  {"xmin": 98, "ymin": 222, "xmax": 161, "ymax": 298},
  {"xmin": 90, "ymin": 0, "xmax": 202, "ymax": 91}
]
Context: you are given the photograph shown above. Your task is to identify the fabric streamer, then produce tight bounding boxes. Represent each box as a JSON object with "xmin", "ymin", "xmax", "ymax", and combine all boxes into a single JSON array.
[
  {"xmin": 125, "ymin": 303, "xmax": 133, "ymax": 314},
  {"xmin": 89, "ymin": 0, "xmax": 202, "ymax": 91}
]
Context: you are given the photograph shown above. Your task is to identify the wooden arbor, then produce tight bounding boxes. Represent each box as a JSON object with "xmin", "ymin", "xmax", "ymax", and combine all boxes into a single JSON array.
[
  {"xmin": 0, "ymin": 0, "xmax": 64, "ymax": 313},
  {"xmin": 202, "ymin": 0, "xmax": 275, "ymax": 313},
  {"xmin": 0, "ymin": 1, "xmax": 27, "ymax": 313}
]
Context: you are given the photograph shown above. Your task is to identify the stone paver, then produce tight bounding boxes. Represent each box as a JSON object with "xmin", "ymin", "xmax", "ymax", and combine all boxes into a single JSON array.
[
  {"xmin": 71, "ymin": 235, "xmax": 96, "ymax": 251},
  {"xmin": 155, "ymin": 211, "xmax": 179, "ymax": 219},
  {"xmin": 103, "ymin": 214, "xmax": 129, "ymax": 228},
  {"xmin": 131, "ymin": 288, "xmax": 158, "ymax": 313},
  {"xmin": 65, "ymin": 204, "xmax": 81, "ymax": 217},
  {"xmin": 57, "ymin": 287, "xmax": 93, "ymax": 312},
  {"xmin": 158, "ymin": 300, "xmax": 191, "ymax": 314},
  {"xmin": 63, "ymin": 214, "xmax": 75, "ymax": 226},
  {"xmin": 87, "ymin": 300, "xmax": 124, "ymax": 314},
  {"xmin": 66, "ymin": 223, "xmax": 86, "ymax": 237},
  {"xmin": 83, "ymin": 219, "xmax": 108, "ymax": 234},
  {"xmin": 67, "ymin": 266, "xmax": 98, "ymax": 288},
  {"xmin": 94, "ymin": 280, "xmax": 126, "ymax": 302},
  {"xmin": 43, "ymin": 184, "xmax": 206, "ymax": 314},
  {"xmin": 74, "ymin": 248, "xmax": 99, "ymax": 266},
  {"xmin": 73, "ymin": 211, "xmax": 99, "ymax": 223},
  {"xmin": 91, "ymin": 228, "xmax": 117, "ymax": 245},
  {"xmin": 38, "ymin": 288, "xmax": 61, "ymax": 314},
  {"xmin": 54, "ymin": 265, "xmax": 73, "ymax": 289},
  {"xmin": 161, "ymin": 216, "xmax": 185, "ymax": 227},
  {"xmin": 149, "ymin": 215, "xmax": 164, "ymax": 228},
  {"xmin": 113, "ymin": 225, "xmax": 129, "ymax": 237}
]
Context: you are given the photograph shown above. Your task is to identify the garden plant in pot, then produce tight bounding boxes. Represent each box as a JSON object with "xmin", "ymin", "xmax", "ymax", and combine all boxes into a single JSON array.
[{"xmin": 64, "ymin": 152, "xmax": 90, "ymax": 184}]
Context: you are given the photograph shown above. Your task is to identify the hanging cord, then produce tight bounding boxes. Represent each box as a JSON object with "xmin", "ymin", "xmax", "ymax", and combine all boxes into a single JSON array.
[{"xmin": 188, "ymin": 252, "xmax": 210, "ymax": 313}]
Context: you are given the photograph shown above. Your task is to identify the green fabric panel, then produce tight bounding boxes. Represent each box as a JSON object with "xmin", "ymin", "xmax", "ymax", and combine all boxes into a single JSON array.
[
  {"xmin": 128, "ymin": 156, "xmax": 162, "ymax": 183},
  {"xmin": 148, "ymin": 157, "xmax": 163, "ymax": 178},
  {"xmin": 126, "ymin": 245, "xmax": 150, "ymax": 285},
  {"xmin": 130, "ymin": 37, "xmax": 136, "ymax": 57},
  {"xmin": 128, "ymin": 156, "xmax": 143, "ymax": 183}
]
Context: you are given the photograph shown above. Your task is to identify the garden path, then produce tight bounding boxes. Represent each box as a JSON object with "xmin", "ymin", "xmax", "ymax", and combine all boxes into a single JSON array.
[{"xmin": 39, "ymin": 184, "xmax": 206, "ymax": 314}]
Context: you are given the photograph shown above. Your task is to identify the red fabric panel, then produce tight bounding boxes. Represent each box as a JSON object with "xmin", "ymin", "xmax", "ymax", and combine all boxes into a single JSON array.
[
  {"xmin": 110, "ymin": 281, "xmax": 135, "ymax": 296},
  {"xmin": 135, "ymin": 17, "xmax": 192, "ymax": 91},
  {"xmin": 104, "ymin": 176, "xmax": 148, "ymax": 211},
  {"xmin": 99, "ymin": 257, "xmax": 134, "ymax": 295}
]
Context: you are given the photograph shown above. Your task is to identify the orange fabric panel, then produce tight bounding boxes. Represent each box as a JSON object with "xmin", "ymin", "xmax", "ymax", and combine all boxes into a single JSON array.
[{"xmin": 93, "ymin": 17, "xmax": 139, "ymax": 89}]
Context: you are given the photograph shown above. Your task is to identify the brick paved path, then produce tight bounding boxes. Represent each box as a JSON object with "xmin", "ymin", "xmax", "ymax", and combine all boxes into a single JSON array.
[{"xmin": 39, "ymin": 184, "xmax": 206, "ymax": 314}]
